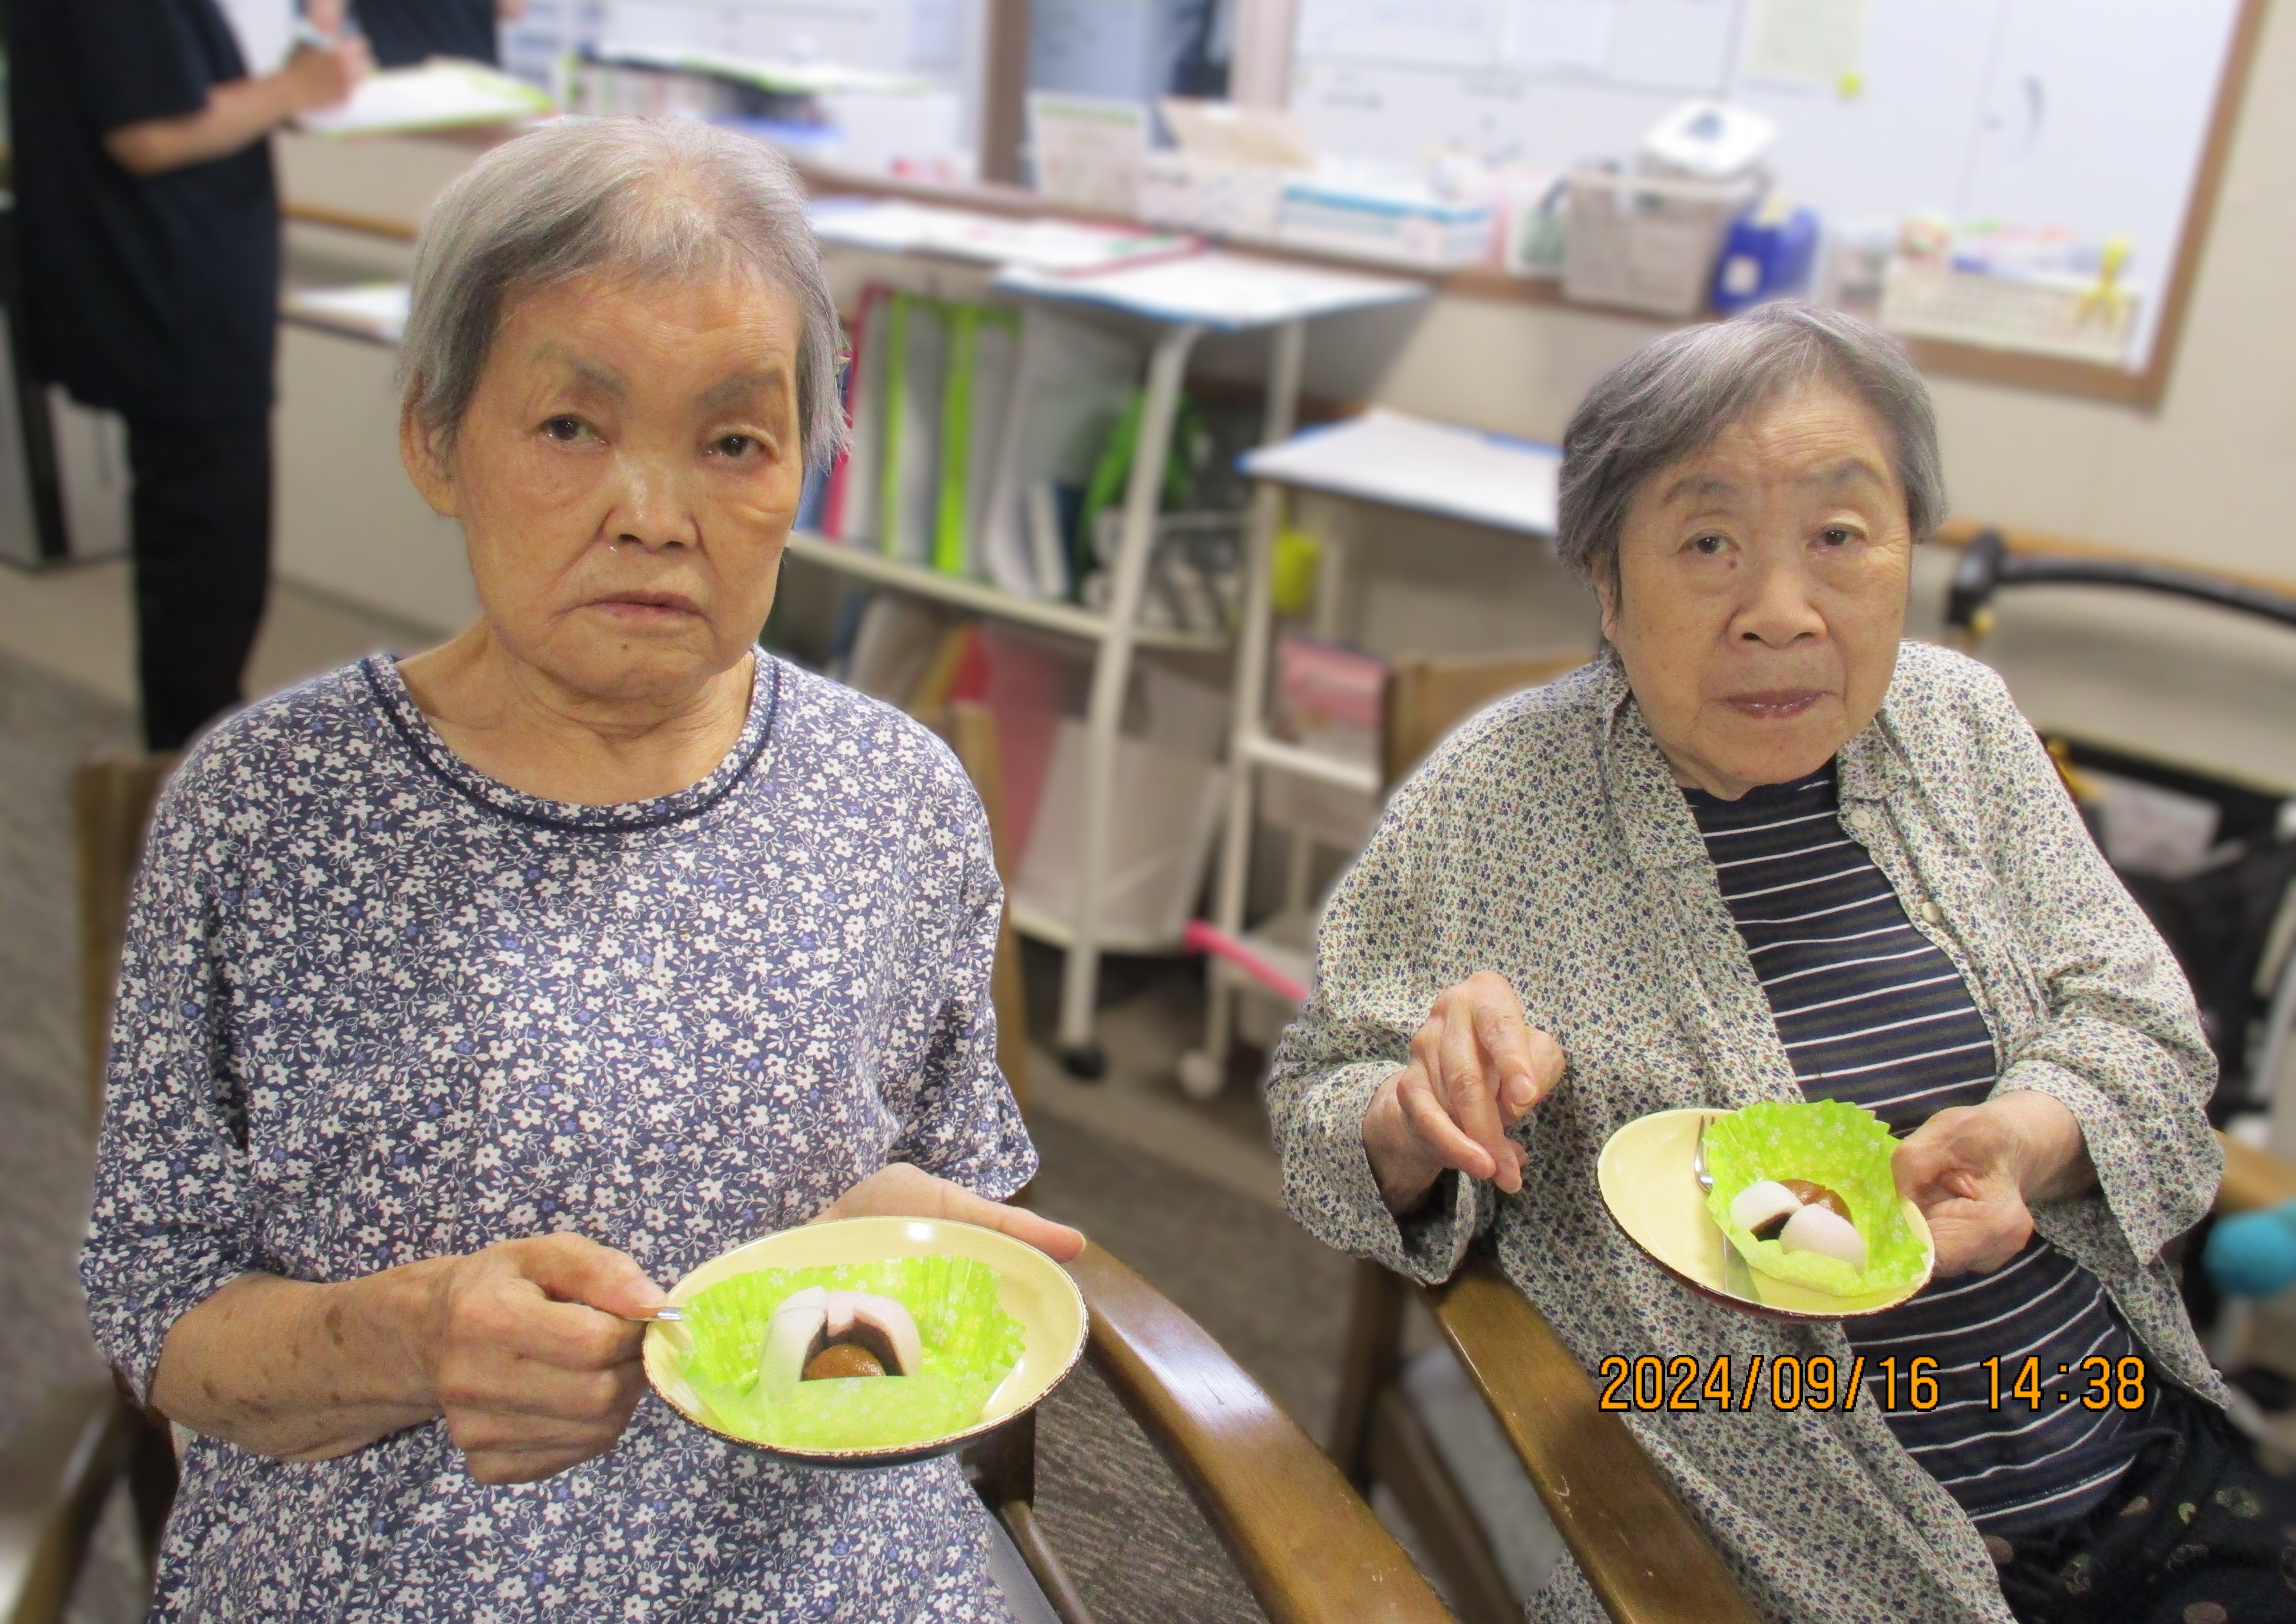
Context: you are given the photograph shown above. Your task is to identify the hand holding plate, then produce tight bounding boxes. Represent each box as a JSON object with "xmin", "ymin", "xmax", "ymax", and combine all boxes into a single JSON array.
[{"xmin": 820, "ymin": 1162, "xmax": 1086, "ymax": 1263}]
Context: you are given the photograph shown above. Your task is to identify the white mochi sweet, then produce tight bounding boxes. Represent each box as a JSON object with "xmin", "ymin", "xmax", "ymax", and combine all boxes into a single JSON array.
[
  {"xmin": 1728, "ymin": 1180, "xmax": 1803, "ymax": 1236},
  {"xmin": 758, "ymin": 1286, "xmax": 830, "ymax": 1395},
  {"xmin": 1778, "ymin": 1203, "xmax": 1868, "ymax": 1272},
  {"xmin": 822, "ymin": 1290, "xmax": 923, "ymax": 1378}
]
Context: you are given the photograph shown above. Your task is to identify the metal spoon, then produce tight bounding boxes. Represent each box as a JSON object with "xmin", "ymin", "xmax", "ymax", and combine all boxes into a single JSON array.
[
  {"xmin": 624, "ymin": 1305, "xmax": 694, "ymax": 1357},
  {"xmin": 1696, "ymin": 1115, "xmax": 1758, "ymax": 1300}
]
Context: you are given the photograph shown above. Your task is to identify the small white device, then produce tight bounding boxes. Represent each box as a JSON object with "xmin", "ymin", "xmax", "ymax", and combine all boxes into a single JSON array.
[{"xmin": 1640, "ymin": 101, "xmax": 1779, "ymax": 183}]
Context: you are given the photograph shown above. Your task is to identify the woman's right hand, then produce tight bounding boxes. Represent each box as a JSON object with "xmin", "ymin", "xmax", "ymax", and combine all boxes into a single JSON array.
[
  {"xmin": 1361, "ymin": 972, "xmax": 1566, "ymax": 1216},
  {"xmin": 425, "ymin": 1234, "xmax": 668, "ymax": 1485}
]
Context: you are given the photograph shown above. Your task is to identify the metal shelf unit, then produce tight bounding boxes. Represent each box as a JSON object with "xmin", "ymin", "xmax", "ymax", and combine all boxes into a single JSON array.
[
  {"xmin": 1176, "ymin": 410, "xmax": 1564, "ymax": 1098},
  {"xmin": 815, "ymin": 245, "xmax": 1424, "ymax": 1074},
  {"xmin": 784, "ymin": 534, "xmax": 1230, "ymax": 653}
]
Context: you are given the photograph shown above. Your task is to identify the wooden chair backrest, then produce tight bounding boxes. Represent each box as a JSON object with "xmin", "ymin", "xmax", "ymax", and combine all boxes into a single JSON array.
[
  {"xmin": 73, "ymin": 752, "xmax": 178, "ymax": 1130},
  {"xmin": 1381, "ymin": 650, "xmax": 1590, "ymax": 789},
  {"xmin": 946, "ymin": 700, "xmax": 1029, "ymax": 1111}
]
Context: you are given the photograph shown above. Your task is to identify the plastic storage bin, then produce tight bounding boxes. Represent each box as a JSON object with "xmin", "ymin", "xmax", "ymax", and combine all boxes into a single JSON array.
[{"xmin": 1562, "ymin": 168, "xmax": 1755, "ymax": 316}]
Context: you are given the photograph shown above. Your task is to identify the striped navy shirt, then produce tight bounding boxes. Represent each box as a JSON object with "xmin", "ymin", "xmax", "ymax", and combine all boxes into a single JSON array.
[{"xmin": 1685, "ymin": 766, "xmax": 2161, "ymax": 1534}]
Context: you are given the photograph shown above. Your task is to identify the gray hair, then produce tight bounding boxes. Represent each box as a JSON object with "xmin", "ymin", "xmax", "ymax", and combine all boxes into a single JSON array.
[
  {"xmin": 399, "ymin": 117, "xmax": 847, "ymax": 468},
  {"xmin": 1555, "ymin": 302, "xmax": 1945, "ymax": 593}
]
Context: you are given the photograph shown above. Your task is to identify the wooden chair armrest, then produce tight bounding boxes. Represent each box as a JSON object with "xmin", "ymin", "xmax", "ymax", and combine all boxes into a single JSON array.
[
  {"xmin": 1424, "ymin": 1255, "xmax": 1761, "ymax": 1624},
  {"xmin": 1066, "ymin": 1244, "xmax": 1450, "ymax": 1624},
  {"xmin": 0, "ymin": 1384, "xmax": 138, "ymax": 1624},
  {"xmin": 2216, "ymin": 1132, "xmax": 2296, "ymax": 1216}
]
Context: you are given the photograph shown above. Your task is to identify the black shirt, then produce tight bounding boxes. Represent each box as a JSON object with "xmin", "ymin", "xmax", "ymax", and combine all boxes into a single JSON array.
[
  {"xmin": 352, "ymin": 0, "xmax": 498, "ymax": 69},
  {"xmin": 7, "ymin": 0, "xmax": 280, "ymax": 423}
]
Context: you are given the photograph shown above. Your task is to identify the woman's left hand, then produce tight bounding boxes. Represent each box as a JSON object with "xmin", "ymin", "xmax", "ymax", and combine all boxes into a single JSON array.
[
  {"xmin": 820, "ymin": 1164, "xmax": 1086, "ymax": 1263},
  {"xmin": 1893, "ymin": 1091, "xmax": 2096, "ymax": 1277}
]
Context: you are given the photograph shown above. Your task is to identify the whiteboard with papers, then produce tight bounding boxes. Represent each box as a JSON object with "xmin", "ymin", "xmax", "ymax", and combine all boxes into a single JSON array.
[{"xmin": 1289, "ymin": 0, "xmax": 2255, "ymax": 378}]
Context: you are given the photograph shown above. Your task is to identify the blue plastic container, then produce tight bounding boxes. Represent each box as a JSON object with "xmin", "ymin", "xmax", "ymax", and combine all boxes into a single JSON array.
[{"xmin": 1710, "ymin": 204, "xmax": 1821, "ymax": 316}]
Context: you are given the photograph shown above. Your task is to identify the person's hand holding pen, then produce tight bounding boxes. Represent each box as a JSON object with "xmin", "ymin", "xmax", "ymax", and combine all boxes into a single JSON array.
[{"xmin": 285, "ymin": 10, "xmax": 373, "ymax": 116}]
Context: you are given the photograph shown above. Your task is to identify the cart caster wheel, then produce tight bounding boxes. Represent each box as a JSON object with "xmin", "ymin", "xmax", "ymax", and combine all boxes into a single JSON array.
[
  {"xmin": 1177, "ymin": 1049, "xmax": 1225, "ymax": 1101},
  {"xmin": 1059, "ymin": 1044, "xmax": 1106, "ymax": 1081}
]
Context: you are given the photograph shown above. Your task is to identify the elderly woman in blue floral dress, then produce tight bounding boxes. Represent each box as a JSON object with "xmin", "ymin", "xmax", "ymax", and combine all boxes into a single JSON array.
[{"xmin": 82, "ymin": 117, "xmax": 1079, "ymax": 1620}]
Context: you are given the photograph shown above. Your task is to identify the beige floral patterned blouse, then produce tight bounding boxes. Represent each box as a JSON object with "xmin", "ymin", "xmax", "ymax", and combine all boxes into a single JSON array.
[{"xmin": 1267, "ymin": 640, "xmax": 2226, "ymax": 1624}]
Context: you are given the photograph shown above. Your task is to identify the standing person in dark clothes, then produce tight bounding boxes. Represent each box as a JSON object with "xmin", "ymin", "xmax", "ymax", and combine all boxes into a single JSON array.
[
  {"xmin": 351, "ymin": 0, "xmax": 521, "ymax": 68},
  {"xmin": 6, "ymin": 0, "xmax": 364, "ymax": 750}
]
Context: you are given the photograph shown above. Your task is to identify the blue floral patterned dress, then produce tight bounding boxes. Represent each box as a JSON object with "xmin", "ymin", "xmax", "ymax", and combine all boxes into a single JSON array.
[{"xmin": 82, "ymin": 652, "xmax": 1037, "ymax": 1622}]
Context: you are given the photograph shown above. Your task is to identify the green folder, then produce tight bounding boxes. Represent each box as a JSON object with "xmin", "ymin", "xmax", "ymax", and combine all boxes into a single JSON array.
[{"xmin": 935, "ymin": 304, "xmax": 978, "ymax": 576}]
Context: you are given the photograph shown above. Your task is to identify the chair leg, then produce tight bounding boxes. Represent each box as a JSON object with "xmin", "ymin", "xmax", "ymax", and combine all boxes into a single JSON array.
[
  {"xmin": 1329, "ymin": 1259, "xmax": 1406, "ymax": 1488},
  {"xmin": 961, "ymin": 1411, "xmax": 1098, "ymax": 1624},
  {"xmin": 995, "ymin": 1502, "xmax": 1096, "ymax": 1624},
  {"xmin": 963, "ymin": 1409, "xmax": 1037, "ymax": 1513}
]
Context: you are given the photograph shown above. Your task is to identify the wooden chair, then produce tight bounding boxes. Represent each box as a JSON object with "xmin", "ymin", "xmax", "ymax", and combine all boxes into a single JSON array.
[
  {"xmin": 1382, "ymin": 650, "xmax": 1589, "ymax": 787},
  {"xmin": 971, "ymin": 1245, "xmax": 1451, "ymax": 1624},
  {"xmin": 0, "ymin": 753, "xmax": 192, "ymax": 1623},
  {"xmin": 1332, "ymin": 1257, "xmax": 1762, "ymax": 1624},
  {"xmin": 1332, "ymin": 1135, "xmax": 2296, "ymax": 1624},
  {"xmin": 1333, "ymin": 637, "xmax": 2296, "ymax": 1622},
  {"xmin": 0, "ymin": 1381, "xmax": 172, "ymax": 1624},
  {"xmin": 1341, "ymin": 651, "xmax": 1768, "ymax": 1624}
]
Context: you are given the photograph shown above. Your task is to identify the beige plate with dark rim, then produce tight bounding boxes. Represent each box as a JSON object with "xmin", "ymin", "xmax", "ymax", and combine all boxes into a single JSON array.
[
  {"xmin": 1597, "ymin": 1107, "xmax": 1935, "ymax": 1321},
  {"xmin": 643, "ymin": 1215, "xmax": 1089, "ymax": 1470}
]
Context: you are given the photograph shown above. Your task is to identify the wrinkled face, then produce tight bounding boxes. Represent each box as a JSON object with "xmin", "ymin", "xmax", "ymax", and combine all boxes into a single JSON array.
[
  {"xmin": 404, "ymin": 271, "xmax": 807, "ymax": 705},
  {"xmin": 1598, "ymin": 382, "xmax": 1914, "ymax": 799}
]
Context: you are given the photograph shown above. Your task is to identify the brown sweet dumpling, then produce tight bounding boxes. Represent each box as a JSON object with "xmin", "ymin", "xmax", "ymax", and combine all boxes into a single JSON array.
[
  {"xmin": 804, "ymin": 1342, "xmax": 887, "ymax": 1380},
  {"xmin": 1779, "ymin": 1179, "xmax": 1853, "ymax": 1224}
]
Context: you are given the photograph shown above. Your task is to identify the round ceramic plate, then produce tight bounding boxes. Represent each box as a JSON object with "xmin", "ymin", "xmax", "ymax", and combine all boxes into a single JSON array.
[
  {"xmin": 643, "ymin": 1215, "xmax": 1089, "ymax": 1470},
  {"xmin": 1597, "ymin": 1107, "xmax": 1936, "ymax": 1321}
]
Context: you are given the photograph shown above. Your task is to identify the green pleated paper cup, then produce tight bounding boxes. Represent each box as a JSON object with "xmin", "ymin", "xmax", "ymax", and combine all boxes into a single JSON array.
[{"xmin": 1702, "ymin": 1100, "xmax": 1931, "ymax": 1298}]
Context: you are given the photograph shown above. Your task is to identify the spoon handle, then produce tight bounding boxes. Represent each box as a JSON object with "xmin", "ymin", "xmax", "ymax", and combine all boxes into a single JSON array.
[{"xmin": 625, "ymin": 1307, "xmax": 686, "ymax": 1324}]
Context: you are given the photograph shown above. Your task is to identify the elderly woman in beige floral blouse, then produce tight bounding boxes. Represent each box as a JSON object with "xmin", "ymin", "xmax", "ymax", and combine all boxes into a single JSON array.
[{"xmin": 1268, "ymin": 304, "xmax": 2275, "ymax": 1624}]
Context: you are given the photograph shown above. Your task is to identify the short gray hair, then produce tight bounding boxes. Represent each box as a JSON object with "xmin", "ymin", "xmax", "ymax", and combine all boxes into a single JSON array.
[
  {"xmin": 400, "ymin": 117, "xmax": 847, "ymax": 468},
  {"xmin": 1556, "ymin": 302, "xmax": 1944, "ymax": 592}
]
